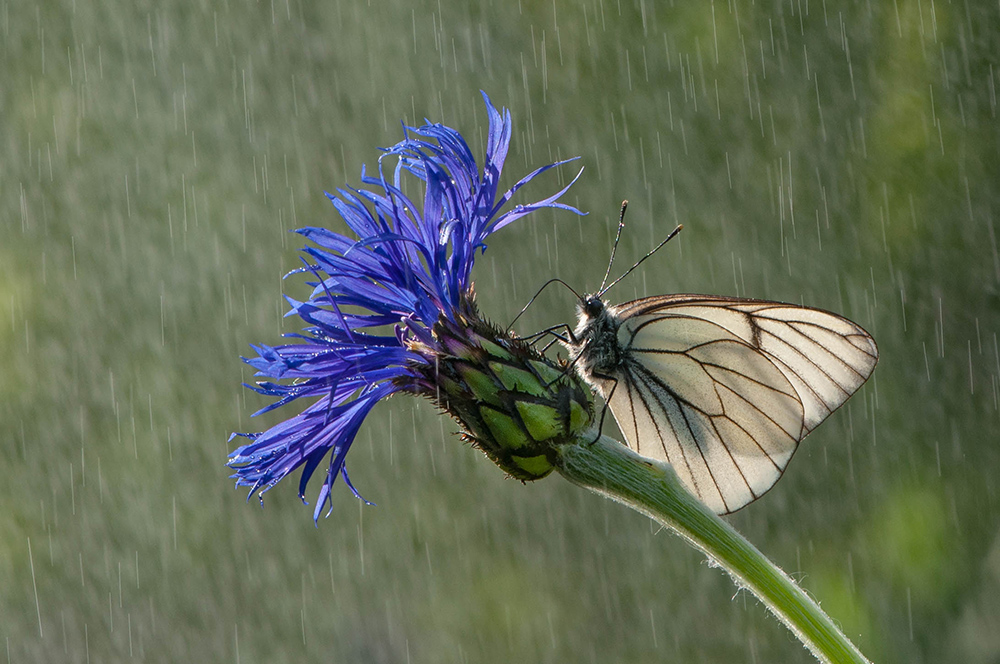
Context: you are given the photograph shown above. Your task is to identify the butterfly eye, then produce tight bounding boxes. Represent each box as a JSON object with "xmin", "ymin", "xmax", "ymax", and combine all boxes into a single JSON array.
[{"xmin": 583, "ymin": 297, "xmax": 604, "ymax": 318}]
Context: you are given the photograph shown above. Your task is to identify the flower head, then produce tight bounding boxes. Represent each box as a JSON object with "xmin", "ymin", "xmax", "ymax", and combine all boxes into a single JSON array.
[{"xmin": 229, "ymin": 93, "xmax": 585, "ymax": 521}]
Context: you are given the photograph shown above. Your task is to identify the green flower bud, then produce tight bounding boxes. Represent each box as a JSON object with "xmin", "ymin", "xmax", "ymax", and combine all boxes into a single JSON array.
[{"xmin": 398, "ymin": 293, "xmax": 595, "ymax": 481}]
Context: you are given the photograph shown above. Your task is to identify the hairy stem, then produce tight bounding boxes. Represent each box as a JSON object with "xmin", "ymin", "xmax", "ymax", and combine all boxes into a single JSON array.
[{"xmin": 555, "ymin": 435, "xmax": 871, "ymax": 664}]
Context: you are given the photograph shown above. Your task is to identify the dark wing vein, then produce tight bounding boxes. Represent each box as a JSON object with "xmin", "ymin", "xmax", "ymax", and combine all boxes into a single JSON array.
[
  {"xmin": 714, "ymin": 382, "xmax": 792, "ymax": 467},
  {"xmin": 782, "ymin": 320, "xmax": 870, "ymax": 380},
  {"xmin": 622, "ymin": 366, "xmax": 685, "ymax": 475},
  {"xmin": 626, "ymin": 312, "xmax": 742, "ymax": 347},
  {"xmin": 672, "ymin": 380, "xmax": 734, "ymax": 513},
  {"xmin": 704, "ymin": 365, "xmax": 804, "ymax": 441},
  {"xmin": 629, "ymin": 345, "xmax": 801, "ymax": 439},
  {"xmin": 629, "ymin": 358, "xmax": 763, "ymax": 513},
  {"xmin": 758, "ymin": 327, "xmax": 852, "ymax": 396},
  {"xmin": 780, "ymin": 317, "xmax": 878, "ymax": 358},
  {"xmin": 625, "ymin": 363, "xmax": 708, "ymax": 504}
]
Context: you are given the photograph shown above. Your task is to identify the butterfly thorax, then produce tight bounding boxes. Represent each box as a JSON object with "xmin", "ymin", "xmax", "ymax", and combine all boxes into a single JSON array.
[{"xmin": 568, "ymin": 296, "xmax": 623, "ymax": 383}]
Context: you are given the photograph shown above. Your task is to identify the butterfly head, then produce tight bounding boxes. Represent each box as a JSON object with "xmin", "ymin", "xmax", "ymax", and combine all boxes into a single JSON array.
[
  {"xmin": 574, "ymin": 294, "xmax": 612, "ymax": 338},
  {"xmin": 580, "ymin": 294, "xmax": 606, "ymax": 320}
]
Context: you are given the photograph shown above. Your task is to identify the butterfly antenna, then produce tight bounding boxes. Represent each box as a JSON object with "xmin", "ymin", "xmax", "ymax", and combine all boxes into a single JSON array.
[
  {"xmin": 598, "ymin": 223, "xmax": 683, "ymax": 297},
  {"xmin": 598, "ymin": 200, "xmax": 630, "ymax": 294},
  {"xmin": 506, "ymin": 278, "xmax": 583, "ymax": 333}
]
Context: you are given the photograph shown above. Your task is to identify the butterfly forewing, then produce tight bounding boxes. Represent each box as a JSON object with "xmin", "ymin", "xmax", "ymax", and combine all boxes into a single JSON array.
[
  {"xmin": 593, "ymin": 295, "xmax": 878, "ymax": 514},
  {"xmin": 750, "ymin": 307, "xmax": 877, "ymax": 431}
]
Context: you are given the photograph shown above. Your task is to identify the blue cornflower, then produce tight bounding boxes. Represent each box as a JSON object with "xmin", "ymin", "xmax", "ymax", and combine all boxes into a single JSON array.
[{"xmin": 229, "ymin": 93, "xmax": 589, "ymax": 521}]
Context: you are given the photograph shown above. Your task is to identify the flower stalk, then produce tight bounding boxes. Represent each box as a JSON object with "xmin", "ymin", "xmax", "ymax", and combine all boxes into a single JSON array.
[{"xmin": 555, "ymin": 434, "xmax": 872, "ymax": 664}]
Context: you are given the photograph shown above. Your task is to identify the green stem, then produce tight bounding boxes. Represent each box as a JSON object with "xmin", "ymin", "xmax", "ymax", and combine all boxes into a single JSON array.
[{"xmin": 555, "ymin": 435, "xmax": 871, "ymax": 664}]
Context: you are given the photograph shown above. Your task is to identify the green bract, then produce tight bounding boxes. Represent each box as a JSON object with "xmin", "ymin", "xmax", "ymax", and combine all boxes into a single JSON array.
[{"xmin": 400, "ymin": 294, "xmax": 595, "ymax": 481}]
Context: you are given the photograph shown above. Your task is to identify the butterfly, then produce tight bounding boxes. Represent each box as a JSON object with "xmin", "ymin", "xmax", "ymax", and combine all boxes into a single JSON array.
[{"xmin": 558, "ymin": 202, "xmax": 878, "ymax": 515}]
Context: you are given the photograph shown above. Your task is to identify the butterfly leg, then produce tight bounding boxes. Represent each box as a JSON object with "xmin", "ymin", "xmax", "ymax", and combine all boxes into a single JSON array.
[
  {"xmin": 537, "ymin": 324, "xmax": 579, "ymax": 353},
  {"xmin": 520, "ymin": 323, "xmax": 577, "ymax": 346}
]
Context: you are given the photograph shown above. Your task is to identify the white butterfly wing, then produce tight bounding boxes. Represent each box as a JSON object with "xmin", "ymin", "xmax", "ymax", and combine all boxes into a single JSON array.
[{"xmin": 599, "ymin": 296, "xmax": 878, "ymax": 514}]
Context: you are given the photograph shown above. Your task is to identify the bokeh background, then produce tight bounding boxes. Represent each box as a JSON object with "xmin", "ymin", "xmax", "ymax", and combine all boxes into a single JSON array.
[{"xmin": 3, "ymin": 1, "xmax": 999, "ymax": 662}]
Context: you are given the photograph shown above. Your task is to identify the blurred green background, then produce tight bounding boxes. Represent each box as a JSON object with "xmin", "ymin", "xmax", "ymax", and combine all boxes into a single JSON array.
[{"xmin": 2, "ymin": 0, "xmax": 999, "ymax": 661}]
